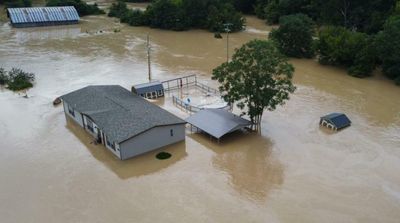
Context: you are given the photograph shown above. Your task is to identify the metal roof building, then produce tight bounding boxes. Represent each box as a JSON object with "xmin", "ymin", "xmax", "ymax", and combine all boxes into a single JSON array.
[
  {"xmin": 7, "ymin": 6, "xmax": 79, "ymax": 28},
  {"xmin": 320, "ymin": 113, "xmax": 351, "ymax": 131},
  {"xmin": 132, "ymin": 81, "xmax": 164, "ymax": 99},
  {"xmin": 60, "ymin": 85, "xmax": 186, "ymax": 160},
  {"xmin": 186, "ymin": 109, "xmax": 252, "ymax": 140}
]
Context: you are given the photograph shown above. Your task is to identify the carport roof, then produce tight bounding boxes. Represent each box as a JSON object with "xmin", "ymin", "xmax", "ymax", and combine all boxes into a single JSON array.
[{"xmin": 186, "ymin": 109, "xmax": 252, "ymax": 139}]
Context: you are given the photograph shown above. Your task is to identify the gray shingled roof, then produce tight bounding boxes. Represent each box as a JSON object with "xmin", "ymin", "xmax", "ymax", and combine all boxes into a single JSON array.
[
  {"xmin": 60, "ymin": 85, "xmax": 186, "ymax": 143},
  {"xmin": 186, "ymin": 109, "xmax": 252, "ymax": 139}
]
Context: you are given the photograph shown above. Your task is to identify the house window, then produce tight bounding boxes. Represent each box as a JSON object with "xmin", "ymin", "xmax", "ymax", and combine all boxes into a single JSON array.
[
  {"xmin": 157, "ymin": 90, "xmax": 164, "ymax": 96},
  {"xmin": 86, "ymin": 118, "xmax": 94, "ymax": 133},
  {"xmin": 170, "ymin": 129, "xmax": 174, "ymax": 136},
  {"xmin": 106, "ymin": 139, "xmax": 115, "ymax": 151},
  {"xmin": 68, "ymin": 104, "xmax": 75, "ymax": 117}
]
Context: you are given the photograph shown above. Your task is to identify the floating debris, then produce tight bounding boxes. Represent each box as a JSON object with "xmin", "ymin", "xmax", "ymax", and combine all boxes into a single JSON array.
[{"xmin": 53, "ymin": 97, "xmax": 61, "ymax": 106}]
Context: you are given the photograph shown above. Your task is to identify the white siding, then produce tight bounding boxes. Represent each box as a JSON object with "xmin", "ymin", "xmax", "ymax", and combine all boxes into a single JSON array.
[
  {"xmin": 119, "ymin": 124, "xmax": 185, "ymax": 160},
  {"xmin": 104, "ymin": 133, "xmax": 121, "ymax": 159},
  {"xmin": 63, "ymin": 101, "xmax": 84, "ymax": 127}
]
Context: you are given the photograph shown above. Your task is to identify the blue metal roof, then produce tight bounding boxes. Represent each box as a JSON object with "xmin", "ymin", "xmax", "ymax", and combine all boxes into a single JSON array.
[
  {"xmin": 321, "ymin": 113, "xmax": 351, "ymax": 130},
  {"xmin": 133, "ymin": 81, "xmax": 164, "ymax": 95},
  {"xmin": 7, "ymin": 6, "xmax": 79, "ymax": 24}
]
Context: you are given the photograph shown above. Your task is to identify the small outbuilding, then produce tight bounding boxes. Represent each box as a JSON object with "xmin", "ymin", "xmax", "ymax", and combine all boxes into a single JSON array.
[
  {"xmin": 60, "ymin": 85, "xmax": 186, "ymax": 160},
  {"xmin": 320, "ymin": 113, "xmax": 351, "ymax": 131},
  {"xmin": 7, "ymin": 6, "xmax": 79, "ymax": 28},
  {"xmin": 186, "ymin": 109, "xmax": 252, "ymax": 140},
  {"xmin": 132, "ymin": 81, "xmax": 164, "ymax": 99}
]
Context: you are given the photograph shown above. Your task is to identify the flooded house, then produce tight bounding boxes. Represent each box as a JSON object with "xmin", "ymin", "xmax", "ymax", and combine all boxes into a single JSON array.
[
  {"xmin": 60, "ymin": 85, "xmax": 186, "ymax": 160},
  {"xmin": 7, "ymin": 6, "xmax": 79, "ymax": 28},
  {"xmin": 320, "ymin": 113, "xmax": 351, "ymax": 131}
]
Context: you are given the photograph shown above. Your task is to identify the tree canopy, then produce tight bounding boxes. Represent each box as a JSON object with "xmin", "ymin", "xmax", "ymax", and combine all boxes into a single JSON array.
[
  {"xmin": 108, "ymin": 0, "xmax": 245, "ymax": 32},
  {"xmin": 315, "ymin": 26, "xmax": 376, "ymax": 78},
  {"xmin": 269, "ymin": 13, "xmax": 315, "ymax": 58},
  {"xmin": 46, "ymin": 0, "xmax": 104, "ymax": 16},
  {"xmin": 375, "ymin": 15, "xmax": 400, "ymax": 85},
  {"xmin": 212, "ymin": 40, "xmax": 296, "ymax": 129}
]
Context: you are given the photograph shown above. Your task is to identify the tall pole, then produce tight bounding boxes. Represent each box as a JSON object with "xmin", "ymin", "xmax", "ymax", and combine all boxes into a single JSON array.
[
  {"xmin": 223, "ymin": 23, "xmax": 232, "ymax": 63},
  {"xmin": 226, "ymin": 31, "xmax": 229, "ymax": 63},
  {"xmin": 147, "ymin": 34, "xmax": 151, "ymax": 82}
]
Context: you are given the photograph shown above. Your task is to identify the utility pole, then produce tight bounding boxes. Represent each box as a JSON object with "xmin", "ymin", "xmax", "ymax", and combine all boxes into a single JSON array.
[
  {"xmin": 147, "ymin": 34, "xmax": 151, "ymax": 82},
  {"xmin": 223, "ymin": 23, "xmax": 232, "ymax": 63}
]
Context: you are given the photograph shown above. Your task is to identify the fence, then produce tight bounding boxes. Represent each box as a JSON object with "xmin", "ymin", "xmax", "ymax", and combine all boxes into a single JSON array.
[{"xmin": 172, "ymin": 95, "xmax": 202, "ymax": 113}]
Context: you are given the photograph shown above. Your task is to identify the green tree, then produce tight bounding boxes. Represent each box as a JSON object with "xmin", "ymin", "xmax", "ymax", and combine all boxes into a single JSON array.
[
  {"xmin": 206, "ymin": 3, "xmax": 245, "ymax": 32},
  {"xmin": 212, "ymin": 40, "xmax": 296, "ymax": 130},
  {"xmin": 46, "ymin": 0, "xmax": 104, "ymax": 16},
  {"xmin": 264, "ymin": 0, "xmax": 280, "ymax": 24},
  {"xmin": 375, "ymin": 15, "xmax": 400, "ymax": 85},
  {"xmin": 269, "ymin": 13, "xmax": 315, "ymax": 58},
  {"xmin": 316, "ymin": 26, "xmax": 375, "ymax": 77}
]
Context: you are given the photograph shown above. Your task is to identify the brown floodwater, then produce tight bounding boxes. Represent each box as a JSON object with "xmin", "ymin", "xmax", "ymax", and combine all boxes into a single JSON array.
[{"xmin": 0, "ymin": 4, "xmax": 400, "ymax": 223}]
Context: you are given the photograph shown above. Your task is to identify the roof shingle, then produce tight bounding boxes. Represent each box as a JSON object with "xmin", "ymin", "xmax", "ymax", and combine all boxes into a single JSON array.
[{"xmin": 61, "ymin": 85, "xmax": 185, "ymax": 143}]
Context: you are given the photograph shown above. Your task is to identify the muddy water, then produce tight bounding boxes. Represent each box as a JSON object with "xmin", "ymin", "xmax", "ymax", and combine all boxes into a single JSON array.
[{"xmin": 0, "ymin": 5, "xmax": 400, "ymax": 223}]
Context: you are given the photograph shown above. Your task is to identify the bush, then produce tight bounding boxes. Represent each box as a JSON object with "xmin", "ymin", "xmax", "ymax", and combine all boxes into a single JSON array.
[
  {"xmin": 0, "ymin": 68, "xmax": 35, "ymax": 91},
  {"xmin": 316, "ymin": 26, "xmax": 376, "ymax": 77},
  {"xmin": 0, "ymin": 67, "xmax": 8, "ymax": 85},
  {"xmin": 269, "ymin": 14, "xmax": 315, "ymax": 58},
  {"xmin": 46, "ymin": 0, "xmax": 105, "ymax": 16}
]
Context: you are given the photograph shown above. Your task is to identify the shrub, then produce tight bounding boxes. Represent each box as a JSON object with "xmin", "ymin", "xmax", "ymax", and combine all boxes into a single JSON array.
[
  {"xmin": 6, "ymin": 68, "xmax": 35, "ymax": 91},
  {"xmin": 0, "ymin": 67, "xmax": 8, "ymax": 85}
]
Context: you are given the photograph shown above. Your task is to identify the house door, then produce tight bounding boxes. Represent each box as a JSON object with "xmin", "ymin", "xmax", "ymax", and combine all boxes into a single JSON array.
[{"xmin": 96, "ymin": 129, "xmax": 102, "ymax": 144}]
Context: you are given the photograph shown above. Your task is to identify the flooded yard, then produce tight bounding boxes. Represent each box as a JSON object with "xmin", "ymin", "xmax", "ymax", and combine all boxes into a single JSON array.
[{"xmin": 0, "ymin": 6, "xmax": 400, "ymax": 223}]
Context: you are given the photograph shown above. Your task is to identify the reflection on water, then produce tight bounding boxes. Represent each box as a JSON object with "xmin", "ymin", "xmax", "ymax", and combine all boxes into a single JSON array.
[
  {"xmin": 15, "ymin": 27, "xmax": 82, "ymax": 43},
  {"xmin": 190, "ymin": 131, "xmax": 284, "ymax": 203},
  {"xmin": 66, "ymin": 118, "xmax": 187, "ymax": 179}
]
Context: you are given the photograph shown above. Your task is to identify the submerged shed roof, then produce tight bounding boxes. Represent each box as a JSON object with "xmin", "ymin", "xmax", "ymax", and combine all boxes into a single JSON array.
[
  {"xmin": 186, "ymin": 109, "xmax": 252, "ymax": 139},
  {"xmin": 60, "ymin": 85, "xmax": 185, "ymax": 144},
  {"xmin": 7, "ymin": 6, "xmax": 79, "ymax": 26},
  {"xmin": 321, "ymin": 113, "xmax": 351, "ymax": 130}
]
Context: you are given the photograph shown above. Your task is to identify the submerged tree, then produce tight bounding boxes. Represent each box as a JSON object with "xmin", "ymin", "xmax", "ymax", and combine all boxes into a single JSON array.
[
  {"xmin": 375, "ymin": 15, "xmax": 400, "ymax": 85},
  {"xmin": 212, "ymin": 40, "xmax": 296, "ymax": 131},
  {"xmin": 269, "ymin": 13, "xmax": 315, "ymax": 58}
]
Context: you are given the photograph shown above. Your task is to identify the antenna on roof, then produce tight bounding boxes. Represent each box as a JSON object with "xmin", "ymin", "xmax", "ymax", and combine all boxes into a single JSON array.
[{"xmin": 147, "ymin": 34, "xmax": 151, "ymax": 82}]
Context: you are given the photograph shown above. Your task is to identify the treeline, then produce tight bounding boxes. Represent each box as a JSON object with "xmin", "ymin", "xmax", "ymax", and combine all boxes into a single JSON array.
[
  {"xmin": 46, "ymin": 0, "xmax": 104, "ymax": 16},
  {"xmin": 108, "ymin": 0, "xmax": 245, "ymax": 32},
  {"xmin": 268, "ymin": 10, "xmax": 400, "ymax": 85},
  {"xmin": 2, "ymin": 0, "xmax": 32, "ymax": 8}
]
